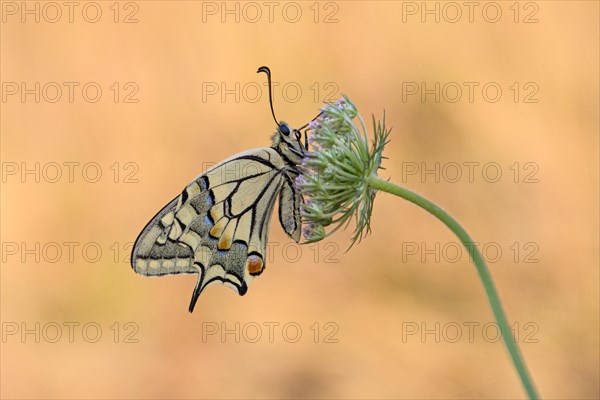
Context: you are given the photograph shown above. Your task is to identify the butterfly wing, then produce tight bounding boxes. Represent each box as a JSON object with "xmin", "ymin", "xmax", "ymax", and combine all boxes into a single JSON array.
[
  {"xmin": 278, "ymin": 175, "xmax": 302, "ymax": 242},
  {"xmin": 131, "ymin": 148, "xmax": 291, "ymax": 312}
]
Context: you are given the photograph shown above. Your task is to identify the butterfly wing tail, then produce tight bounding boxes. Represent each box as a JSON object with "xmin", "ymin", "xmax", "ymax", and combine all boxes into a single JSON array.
[{"xmin": 189, "ymin": 274, "xmax": 203, "ymax": 313}]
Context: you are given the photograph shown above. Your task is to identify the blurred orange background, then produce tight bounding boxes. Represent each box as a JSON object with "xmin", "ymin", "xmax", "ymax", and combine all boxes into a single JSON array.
[{"xmin": 1, "ymin": 1, "xmax": 598, "ymax": 399}]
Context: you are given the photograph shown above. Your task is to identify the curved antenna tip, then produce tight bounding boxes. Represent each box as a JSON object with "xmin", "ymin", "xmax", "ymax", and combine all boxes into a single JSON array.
[{"xmin": 256, "ymin": 66, "xmax": 278, "ymax": 125}]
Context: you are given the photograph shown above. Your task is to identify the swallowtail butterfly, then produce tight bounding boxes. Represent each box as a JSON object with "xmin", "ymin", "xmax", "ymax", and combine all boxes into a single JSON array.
[{"xmin": 131, "ymin": 67, "xmax": 315, "ymax": 312}]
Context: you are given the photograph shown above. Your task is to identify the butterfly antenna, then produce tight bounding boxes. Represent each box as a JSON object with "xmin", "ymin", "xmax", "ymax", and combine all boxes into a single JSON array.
[{"xmin": 257, "ymin": 66, "xmax": 279, "ymax": 125}]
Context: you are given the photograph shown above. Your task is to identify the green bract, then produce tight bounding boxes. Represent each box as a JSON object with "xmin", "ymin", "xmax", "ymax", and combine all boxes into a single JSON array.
[{"xmin": 297, "ymin": 96, "xmax": 391, "ymax": 246}]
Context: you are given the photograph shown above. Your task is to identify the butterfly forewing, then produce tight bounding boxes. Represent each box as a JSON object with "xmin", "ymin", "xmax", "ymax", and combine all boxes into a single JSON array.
[
  {"xmin": 131, "ymin": 196, "xmax": 197, "ymax": 276},
  {"xmin": 131, "ymin": 148, "xmax": 299, "ymax": 312}
]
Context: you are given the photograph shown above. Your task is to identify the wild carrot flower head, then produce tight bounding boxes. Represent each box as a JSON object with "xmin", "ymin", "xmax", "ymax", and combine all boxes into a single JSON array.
[{"xmin": 296, "ymin": 96, "xmax": 391, "ymax": 246}]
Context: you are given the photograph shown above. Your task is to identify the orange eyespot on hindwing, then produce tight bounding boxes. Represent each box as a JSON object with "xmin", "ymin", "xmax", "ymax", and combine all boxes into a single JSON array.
[{"xmin": 246, "ymin": 253, "xmax": 264, "ymax": 276}]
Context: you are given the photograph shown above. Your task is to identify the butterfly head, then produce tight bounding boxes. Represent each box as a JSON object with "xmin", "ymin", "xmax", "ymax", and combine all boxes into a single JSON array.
[
  {"xmin": 257, "ymin": 66, "xmax": 309, "ymax": 166},
  {"xmin": 271, "ymin": 121, "xmax": 306, "ymax": 165}
]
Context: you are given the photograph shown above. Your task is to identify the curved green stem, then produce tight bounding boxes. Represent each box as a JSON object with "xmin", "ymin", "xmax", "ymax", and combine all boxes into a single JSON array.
[{"xmin": 367, "ymin": 175, "xmax": 539, "ymax": 400}]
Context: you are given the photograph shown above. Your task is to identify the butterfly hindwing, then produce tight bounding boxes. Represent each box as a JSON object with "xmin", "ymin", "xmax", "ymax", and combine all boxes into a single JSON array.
[
  {"xmin": 278, "ymin": 175, "xmax": 302, "ymax": 243},
  {"xmin": 131, "ymin": 148, "xmax": 293, "ymax": 312}
]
